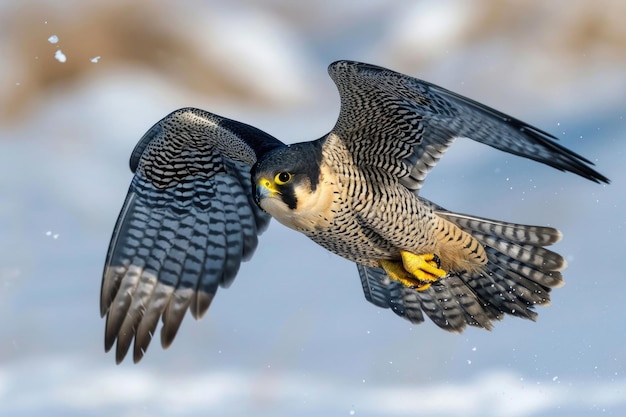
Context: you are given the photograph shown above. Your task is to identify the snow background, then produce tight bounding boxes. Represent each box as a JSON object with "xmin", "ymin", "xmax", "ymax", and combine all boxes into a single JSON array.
[{"xmin": 0, "ymin": 0, "xmax": 624, "ymax": 416}]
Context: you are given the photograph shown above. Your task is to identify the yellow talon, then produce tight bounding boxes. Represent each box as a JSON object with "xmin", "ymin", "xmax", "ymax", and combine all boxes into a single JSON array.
[
  {"xmin": 400, "ymin": 250, "xmax": 447, "ymax": 281},
  {"xmin": 379, "ymin": 259, "xmax": 417, "ymax": 288},
  {"xmin": 379, "ymin": 251, "xmax": 448, "ymax": 291}
]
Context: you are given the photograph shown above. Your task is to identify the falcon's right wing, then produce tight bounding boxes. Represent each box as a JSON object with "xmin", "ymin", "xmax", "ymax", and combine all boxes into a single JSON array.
[{"xmin": 101, "ymin": 108, "xmax": 284, "ymax": 363}]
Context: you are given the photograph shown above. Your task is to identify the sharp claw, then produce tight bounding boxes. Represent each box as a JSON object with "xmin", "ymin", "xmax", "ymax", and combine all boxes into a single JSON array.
[{"xmin": 432, "ymin": 254, "xmax": 441, "ymax": 269}]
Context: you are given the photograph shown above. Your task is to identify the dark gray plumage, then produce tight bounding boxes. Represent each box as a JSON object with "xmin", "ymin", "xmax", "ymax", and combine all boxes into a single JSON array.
[
  {"xmin": 101, "ymin": 60, "xmax": 608, "ymax": 363},
  {"xmin": 101, "ymin": 110, "xmax": 282, "ymax": 363}
]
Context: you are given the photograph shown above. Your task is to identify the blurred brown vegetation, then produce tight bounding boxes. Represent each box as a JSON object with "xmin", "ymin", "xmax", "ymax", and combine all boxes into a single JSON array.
[
  {"xmin": 468, "ymin": 0, "xmax": 625, "ymax": 56},
  {"xmin": 1, "ymin": 0, "xmax": 624, "ymax": 124},
  {"xmin": 0, "ymin": 1, "xmax": 268, "ymax": 124}
]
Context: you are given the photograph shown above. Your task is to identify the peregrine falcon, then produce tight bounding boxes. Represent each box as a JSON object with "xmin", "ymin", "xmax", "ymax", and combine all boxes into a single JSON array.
[{"xmin": 101, "ymin": 60, "xmax": 609, "ymax": 363}]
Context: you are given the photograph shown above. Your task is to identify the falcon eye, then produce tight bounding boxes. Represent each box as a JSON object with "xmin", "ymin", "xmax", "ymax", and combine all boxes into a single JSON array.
[{"xmin": 274, "ymin": 172, "xmax": 293, "ymax": 185}]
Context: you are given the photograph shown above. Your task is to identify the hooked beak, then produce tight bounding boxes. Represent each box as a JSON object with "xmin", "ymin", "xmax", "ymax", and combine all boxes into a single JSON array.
[{"xmin": 255, "ymin": 178, "xmax": 279, "ymax": 204}]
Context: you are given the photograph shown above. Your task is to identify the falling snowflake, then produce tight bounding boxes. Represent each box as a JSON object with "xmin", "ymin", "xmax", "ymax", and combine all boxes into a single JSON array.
[
  {"xmin": 45, "ymin": 231, "xmax": 60, "ymax": 240},
  {"xmin": 54, "ymin": 50, "xmax": 67, "ymax": 63}
]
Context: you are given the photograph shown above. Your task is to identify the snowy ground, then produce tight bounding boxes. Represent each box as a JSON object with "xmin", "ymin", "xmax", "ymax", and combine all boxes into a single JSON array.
[{"xmin": 1, "ymin": 1, "xmax": 625, "ymax": 416}]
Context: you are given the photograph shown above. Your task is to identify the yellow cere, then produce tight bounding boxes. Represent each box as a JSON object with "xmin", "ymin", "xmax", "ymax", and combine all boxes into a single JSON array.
[{"xmin": 258, "ymin": 178, "xmax": 280, "ymax": 196}]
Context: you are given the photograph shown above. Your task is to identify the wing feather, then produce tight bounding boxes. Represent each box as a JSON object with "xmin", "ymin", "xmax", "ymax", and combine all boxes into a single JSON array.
[
  {"xmin": 101, "ymin": 108, "xmax": 284, "ymax": 363},
  {"xmin": 328, "ymin": 60, "xmax": 609, "ymax": 189}
]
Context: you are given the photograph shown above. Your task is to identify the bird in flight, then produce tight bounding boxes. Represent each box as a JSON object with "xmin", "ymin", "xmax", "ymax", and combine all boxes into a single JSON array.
[{"xmin": 101, "ymin": 60, "xmax": 609, "ymax": 363}]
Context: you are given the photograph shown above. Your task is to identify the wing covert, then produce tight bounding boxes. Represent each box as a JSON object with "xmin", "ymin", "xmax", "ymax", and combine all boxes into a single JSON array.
[{"xmin": 101, "ymin": 108, "xmax": 284, "ymax": 363}]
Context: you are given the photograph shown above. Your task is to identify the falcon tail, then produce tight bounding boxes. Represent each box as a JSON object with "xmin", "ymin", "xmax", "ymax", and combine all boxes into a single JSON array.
[
  {"xmin": 435, "ymin": 209, "xmax": 565, "ymax": 324},
  {"xmin": 357, "ymin": 206, "xmax": 566, "ymax": 332}
]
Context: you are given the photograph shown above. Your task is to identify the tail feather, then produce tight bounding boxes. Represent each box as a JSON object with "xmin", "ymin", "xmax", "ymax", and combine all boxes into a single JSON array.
[
  {"xmin": 437, "ymin": 211, "xmax": 565, "ymax": 276},
  {"xmin": 419, "ymin": 276, "xmax": 475, "ymax": 330},
  {"xmin": 428, "ymin": 275, "xmax": 498, "ymax": 330},
  {"xmin": 357, "ymin": 204, "xmax": 568, "ymax": 332},
  {"xmin": 438, "ymin": 211, "xmax": 563, "ymax": 246},
  {"xmin": 465, "ymin": 262, "xmax": 538, "ymax": 321},
  {"xmin": 468, "ymin": 248, "xmax": 550, "ymax": 320},
  {"xmin": 438, "ymin": 209, "xmax": 565, "ymax": 322},
  {"xmin": 473, "ymin": 233, "xmax": 565, "ymax": 271},
  {"xmin": 482, "ymin": 245, "xmax": 564, "ymax": 289}
]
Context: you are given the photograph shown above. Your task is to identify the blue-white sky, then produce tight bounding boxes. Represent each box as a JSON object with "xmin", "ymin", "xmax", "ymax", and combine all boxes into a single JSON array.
[{"xmin": 0, "ymin": 1, "xmax": 625, "ymax": 416}]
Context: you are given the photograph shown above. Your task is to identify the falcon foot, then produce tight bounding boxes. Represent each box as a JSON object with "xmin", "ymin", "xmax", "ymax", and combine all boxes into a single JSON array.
[{"xmin": 379, "ymin": 251, "xmax": 447, "ymax": 291}]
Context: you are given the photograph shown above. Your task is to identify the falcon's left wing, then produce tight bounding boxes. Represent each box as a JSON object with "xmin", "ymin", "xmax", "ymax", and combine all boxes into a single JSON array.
[
  {"xmin": 101, "ymin": 108, "xmax": 284, "ymax": 363},
  {"xmin": 328, "ymin": 60, "xmax": 609, "ymax": 191}
]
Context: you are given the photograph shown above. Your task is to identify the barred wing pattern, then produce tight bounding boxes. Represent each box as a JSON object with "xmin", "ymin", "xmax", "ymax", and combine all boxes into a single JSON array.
[
  {"xmin": 328, "ymin": 61, "xmax": 609, "ymax": 191},
  {"xmin": 101, "ymin": 108, "xmax": 283, "ymax": 363}
]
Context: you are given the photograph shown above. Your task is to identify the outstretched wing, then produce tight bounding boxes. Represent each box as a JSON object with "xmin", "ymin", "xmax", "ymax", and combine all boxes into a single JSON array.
[
  {"xmin": 101, "ymin": 107, "xmax": 284, "ymax": 363},
  {"xmin": 328, "ymin": 60, "xmax": 609, "ymax": 190}
]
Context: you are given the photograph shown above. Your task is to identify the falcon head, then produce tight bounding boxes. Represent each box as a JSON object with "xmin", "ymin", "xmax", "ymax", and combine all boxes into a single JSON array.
[{"xmin": 252, "ymin": 142, "xmax": 330, "ymax": 231}]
